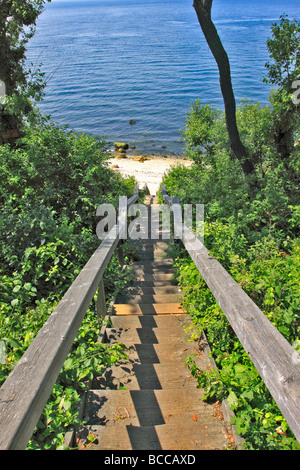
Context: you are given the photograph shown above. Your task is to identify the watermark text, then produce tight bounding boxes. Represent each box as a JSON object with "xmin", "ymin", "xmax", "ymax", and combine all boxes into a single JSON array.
[{"xmin": 96, "ymin": 198, "xmax": 204, "ymax": 243}]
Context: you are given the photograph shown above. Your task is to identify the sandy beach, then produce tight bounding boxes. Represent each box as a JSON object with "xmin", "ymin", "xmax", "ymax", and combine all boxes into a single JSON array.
[{"xmin": 108, "ymin": 154, "xmax": 192, "ymax": 195}]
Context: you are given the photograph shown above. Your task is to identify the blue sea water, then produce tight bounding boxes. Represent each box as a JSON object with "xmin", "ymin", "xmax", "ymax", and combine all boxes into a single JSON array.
[{"xmin": 26, "ymin": 0, "xmax": 300, "ymax": 154}]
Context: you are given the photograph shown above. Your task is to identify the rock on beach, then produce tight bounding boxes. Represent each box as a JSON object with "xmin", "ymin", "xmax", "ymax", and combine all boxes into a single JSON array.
[
  {"xmin": 114, "ymin": 142, "xmax": 129, "ymax": 150},
  {"xmin": 109, "ymin": 154, "xmax": 192, "ymax": 195}
]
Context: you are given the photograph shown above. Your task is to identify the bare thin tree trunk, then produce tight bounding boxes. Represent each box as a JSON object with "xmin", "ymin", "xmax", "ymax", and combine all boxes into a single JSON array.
[
  {"xmin": 0, "ymin": 4, "xmax": 20, "ymax": 141},
  {"xmin": 193, "ymin": 0, "xmax": 256, "ymax": 177}
]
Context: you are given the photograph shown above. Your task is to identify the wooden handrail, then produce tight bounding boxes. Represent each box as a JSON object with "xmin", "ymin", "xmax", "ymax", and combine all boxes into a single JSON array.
[
  {"xmin": 0, "ymin": 186, "xmax": 139, "ymax": 450},
  {"xmin": 161, "ymin": 184, "xmax": 300, "ymax": 444}
]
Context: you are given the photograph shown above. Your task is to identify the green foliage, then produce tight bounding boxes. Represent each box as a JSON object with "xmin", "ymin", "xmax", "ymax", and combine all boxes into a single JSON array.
[
  {"xmin": 181, "ymin": 99, "xmax": 223, "ymax": 161},
  {"xmin": 162, "ymin": 20, "xmax": 300, "ymax": 449},
  {"xmin": 0, "ymin": 296, "xmax": 55, "ymax": 385},
  {"xmin": 262, "ymin": 15, "xmax": 300, "ymax": 162},
  {"xmin": 0, "ymin": 121, "xmax": 135, "ymax": 284},
  {"xmin": 0, "ymin": 247, "xmax": 134, "ymax": 449},
  {"xmin": 236, "ymin": 100, "xmax": 274, "ymax": 170},
  {"xmin": 0, "ymin": 1, "xmax": 51, "ymax": 131},
  {"xmin": 0, "ymin": 121, "xmax": 135, "ymax": 227},
  {"xmin": 0, "ymin": 118, "xmax": 137, "ymax": 448},
  {"xmin": 230, "ymin": 239, "xmax": 300, "ymax": 340},
  {"xmin": 174, "ymin": 237, "xmax": 300, "ymax": 450}
]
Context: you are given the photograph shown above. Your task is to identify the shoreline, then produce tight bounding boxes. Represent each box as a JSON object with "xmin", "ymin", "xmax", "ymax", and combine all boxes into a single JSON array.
[
  {"xmin": 108, "ymin": 145, "xmax": 185, "ymax": 159},
  {"xmin": 108, "ymin": 152, "xmax": 192, "ymax": 196}
]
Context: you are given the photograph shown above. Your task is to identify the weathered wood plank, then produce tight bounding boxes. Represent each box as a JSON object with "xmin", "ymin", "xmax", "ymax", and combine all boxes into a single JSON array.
[
  {"xmin": 0, "ymin": 230, "xmax": 119, "ymax": 450},
  {"xmin": 78, "ymin": 389, "xmax": 228, "ymax": 450},
  {"xmin": 110, "ymin": 314, "xmax": 191, "ymax": 330},
  {"xmin": 183, "ymin": 225, "xmax": 300, "ymax": 441},
  {"xmin": 0, "ymin": 188, "xmax": 139, "ymax": 450},
  {"xmin": 105, "ymin": 325, "xmax": 196, "ymax": 344},
  {"xmin": 135, "ymin": 273, "xmax": 175, "ymax": 282},
  {"xmin": 116, "ymin": 294, "xmax": 183, "ymax": 304},
  {"xmin": 113, "ymin": 303, "xmax": 186, "ymax": 316},
  {"xmin": 161, "ymin": 184, "xmax": 300, "ymax": 443},
  {"xmin": 93, "ymin": 361, "xmax": 198, "ymax": 391},
  {"xmin": 124, "ymin": 285, "xmax": 182, "ymax": 295}
]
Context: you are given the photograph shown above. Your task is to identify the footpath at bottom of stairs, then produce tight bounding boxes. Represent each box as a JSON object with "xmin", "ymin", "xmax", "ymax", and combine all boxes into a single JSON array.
[{"xmin": 76, "ymin": 313, "xmax": 233, "ymax": 450}]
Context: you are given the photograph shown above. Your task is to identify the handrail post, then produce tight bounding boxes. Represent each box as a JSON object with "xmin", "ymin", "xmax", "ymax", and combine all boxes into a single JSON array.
[
  {"xmin": 118, "ymin": 240, "xmax": 125, "ymax": 269},
  {"xmin": 170, "ymin": 196, "xmax": 182, "ymax": 240},
  {"xmin": 95, "ymin": 277, "xmax": 107, "ymax": 322},
  {"xmin": 117, "ymin": 185, "xmax": 139, "ymax": 269}
]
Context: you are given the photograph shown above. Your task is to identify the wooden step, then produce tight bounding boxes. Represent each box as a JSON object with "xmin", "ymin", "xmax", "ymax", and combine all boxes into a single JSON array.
[
  {"xmin": 132, "ymin": 264, "xmax": 175, "ymax": 272},
  {"xmin": 118, "ymin": 341, "xmax": 199, "ymax": 364},
  {"xmin": 138, "ymin": 239, "xmax": 170, "ymax": 246},
  {"xmin": 133, "ymin": 259, "xmax": 174, "ymax": 267},
  {"xmin": 131, "ymin": 266, "xmax": 176, "ymax": 274},
  {"xmin": 106, "ymin": 326, "xmax": 197, "ymax": 344},
  {"xmin": 137, "ymin": 254, "xmax": 171, "ymax": 261},
  {"xmin": 132, "ymin": 263, "xmax": 175, "ymax": 269},
  {"xmin": 78, "ymin": 423, "xmax": 227, "ymax": 450},
  {"xmin": 82, "ymin": 389, "xmax": 207, "ymax": 427},
  {"xmin": 77, "ymin": 389, "xmax": 228, "ymax": 450},
  {"xmin": 138, "ymin": 241, "xmax": 168, "ymax": 245},
  {"xmin": 131, "ymin": 280, "xmax": 177, "ymax": 287},
  {"xmin": 113, "ymin": 303, "xmax": 186, "ymax": 316},
  {"xmin": 135, "ymin": 273, "xmax": 175, "ymax": 282},
  {"xmin": 137, "ymin": 247, "xmax": 170, "ymax": 256},
  {"xmin": 144, "ymin": 196, "xmax": 158, "ymax": 202},
  {"xmin": 138, "ymin": 244, "xmax": 169, "ymax": 251}
]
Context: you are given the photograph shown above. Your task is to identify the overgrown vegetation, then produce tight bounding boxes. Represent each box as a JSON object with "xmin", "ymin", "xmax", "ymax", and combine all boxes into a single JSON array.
[
  {"xmin": 1, "ymin": 2, "xmax": 299, "ymax": 451},
  {"xmin": 0, "ymin": 0, "xmax": 140, "ymax": 450},
  {"xmin": 161, "ymin": 16, "xmax": 300, "ymax": 450}
]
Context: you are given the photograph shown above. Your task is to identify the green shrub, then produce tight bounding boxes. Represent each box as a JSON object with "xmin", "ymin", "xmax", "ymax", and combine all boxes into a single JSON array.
[
  {"xmin": 174, "ymin": 241, "xmax": 300, "ymax": 450},
  {"xmin": 0, "ymin": 120, "xmax": 137, "ymax": 449}
]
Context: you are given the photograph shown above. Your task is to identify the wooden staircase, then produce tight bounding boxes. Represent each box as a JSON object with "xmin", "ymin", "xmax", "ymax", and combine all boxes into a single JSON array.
[{"xmin": 76, "ymin": 195, "xmax": 230, "ymax": 450}]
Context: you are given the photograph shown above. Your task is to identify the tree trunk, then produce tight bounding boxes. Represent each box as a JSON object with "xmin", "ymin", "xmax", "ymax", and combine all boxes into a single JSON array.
[
  {"xmin": 0, "ymin": 2, "xmax": 22, "ymax": 144},
  {"xmin": 193, "ymin": 0, "xmax": 256, "ymax": 177}
]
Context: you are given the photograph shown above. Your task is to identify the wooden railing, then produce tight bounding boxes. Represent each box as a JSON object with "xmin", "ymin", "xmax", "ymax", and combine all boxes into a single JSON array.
[
  {"xmin": 0, "ymin": 187, "xmax": 139, "ymax": 450},
  {"xmin": 161, "ymin": 185, "xmax": 300, "ymax": 444}
]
